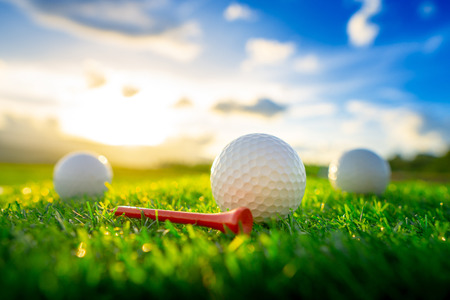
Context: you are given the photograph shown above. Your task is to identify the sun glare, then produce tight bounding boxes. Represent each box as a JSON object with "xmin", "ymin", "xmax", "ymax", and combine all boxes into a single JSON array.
[{"xmin": 60, "ymin": 84, "xmax": 176, "ymax": 146}]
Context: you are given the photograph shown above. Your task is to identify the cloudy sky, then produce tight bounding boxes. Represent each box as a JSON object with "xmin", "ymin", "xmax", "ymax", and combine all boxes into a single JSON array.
[{"xmin": 0, "ymin": 0, "xmax": 449, "ymax": 166}]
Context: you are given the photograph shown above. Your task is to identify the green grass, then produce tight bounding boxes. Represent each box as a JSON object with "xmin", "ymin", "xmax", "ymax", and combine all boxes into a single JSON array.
[{"xmin": 0, "ymin": 164, "xmax": 449, "ymax": 300}]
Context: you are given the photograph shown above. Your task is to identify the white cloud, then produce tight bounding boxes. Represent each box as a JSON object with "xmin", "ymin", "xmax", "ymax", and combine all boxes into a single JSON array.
[
  {"xmin": 347, "ymin": 0, "xmax": 381, "ymax": 47},
  {"xmin": 289, "ymin": 102, "xmax": 337, "ymax": 119},
  {"xmin": 83, "ymin": 60, "xmax": 106, "ymax": 89},
  {"xmin": 0, "ymin": 64, "xmax": 80, "ymax": 108},
  {"xmin": 122, "ymin": 85, "xmax": 140, "ymax": 97},
  {"xmin": 224, "ymin": 3, "xmax": 256, "ymax": 21},
  {"xmin": 344, "ymin": 100, "xmax": 447, "ymax": 157},
  {"xmin": 212, "ymin": 98, "xmax": 287, "ymax": 118},
  {"xmin": 75, "ymin": 1, "xmax": 155, "ymax": 27},
  {"xmin": 38, "ymin": 12, "xmax": 201, "ymax": 62},
  {"xmin": 293, "ymin": 54, "xmax": 321, "ymax": 73},
  {"xmin": 423, "ymin": 35, "xmax": 443, "ymax": 53},
  {"xmin": 241, "ymin": 38, "xmax": 295, "ymax": 71},
  {"xmin": 9, "ymin": 0, "xmax": 203, "ymax": 62}
]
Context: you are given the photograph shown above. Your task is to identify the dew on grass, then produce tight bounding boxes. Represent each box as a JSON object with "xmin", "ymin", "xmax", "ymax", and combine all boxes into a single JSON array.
[
  {"xmin": 142, "ymin": 243, "xmax": 152, "ymax": 252},
  {"xmin": 76, "ymin": 242, "xmax": 86, "ymax": 258}
]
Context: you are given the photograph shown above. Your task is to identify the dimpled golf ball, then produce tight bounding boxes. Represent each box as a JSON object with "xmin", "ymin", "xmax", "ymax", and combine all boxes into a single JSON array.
[
  {"xmin": 328, "ymin": 148, "xmax": 390, "ymax": 194},
  {"xmin": 210, "ymin": 133, "xmax": 306, "ymax": 222},
  {"xmin": 53, "ymin": 152, "xmax": 113, "ymax": 199}
]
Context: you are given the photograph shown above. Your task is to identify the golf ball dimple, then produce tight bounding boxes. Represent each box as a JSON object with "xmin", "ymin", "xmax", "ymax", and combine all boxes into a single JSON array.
[
  {"xmin": 210, "ymin": 133, "xmax": 306, "ymax": 222},
  {"xmin": 53, "ymin": 152, "xmax": 113, "ymax": 199},
  {"xmin": 328, "ymin": 148, "xmax": 390, "ymax": 194}
]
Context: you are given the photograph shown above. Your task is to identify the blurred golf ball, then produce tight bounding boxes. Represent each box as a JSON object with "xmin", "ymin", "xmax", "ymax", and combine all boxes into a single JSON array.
[
  {"xmin": 328, "ymin": 148, "xmax": 390, "ymax": 194},
  {"xmin": 53, "ymin": 152, "xmax": 113, "ymax": 199},
  {"xmin": 210, "ymin": 133, "xmax": 306, "ymax": 222}
]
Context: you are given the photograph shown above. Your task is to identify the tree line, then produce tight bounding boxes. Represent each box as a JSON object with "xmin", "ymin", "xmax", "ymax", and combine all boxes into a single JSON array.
[{"xmin": 389, "ymin": 150, "xmax": 450, "ymax": 173}]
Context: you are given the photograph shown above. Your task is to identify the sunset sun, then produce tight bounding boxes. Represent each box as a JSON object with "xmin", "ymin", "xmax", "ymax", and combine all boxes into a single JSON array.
[{"xmin": 60, "ymin": 84, "xmax": 177, "ymax": 146}]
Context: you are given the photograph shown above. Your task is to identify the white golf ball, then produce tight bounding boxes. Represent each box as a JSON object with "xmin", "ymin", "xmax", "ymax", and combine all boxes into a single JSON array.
[
  {"xmin": 53, "ymin": 152, "xmax": 113, "ymax": 199},
  {"xmin": 328, "ymin": 148, "xmax": 390, "ymax": 194},
  {"xmin": 210, "ymin": 133, "xmax": 306, "ymax": 222}
]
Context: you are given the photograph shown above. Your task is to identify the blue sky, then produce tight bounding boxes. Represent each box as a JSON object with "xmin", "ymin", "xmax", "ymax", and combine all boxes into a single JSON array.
[{"xmin": 0, "ymin": 0, "xmax": 449, "ymax": 166}]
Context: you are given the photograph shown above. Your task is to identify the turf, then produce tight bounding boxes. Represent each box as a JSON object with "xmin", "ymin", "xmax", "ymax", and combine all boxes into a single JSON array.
[{"xmin": 0, "ymin": 164, "xmax": 449, "ymax": 300}]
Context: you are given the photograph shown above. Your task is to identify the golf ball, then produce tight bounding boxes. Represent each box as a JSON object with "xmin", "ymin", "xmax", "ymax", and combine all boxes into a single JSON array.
[
  {"xmin": 210, "ymin": 133, "xmax": 306, "ymax": 222},
  {"xmin": 328, "ymin": 148, "xmax": 390, "ymax": 194},
  {"xmin": 53, "ymin": 152, "xmax": 113, "ymax": 199}
]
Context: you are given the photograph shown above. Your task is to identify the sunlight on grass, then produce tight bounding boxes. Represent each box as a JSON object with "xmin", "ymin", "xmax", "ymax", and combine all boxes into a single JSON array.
[{"xmin": 0, "ymin": 164, "xmax": 449, "ymax": 299}]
